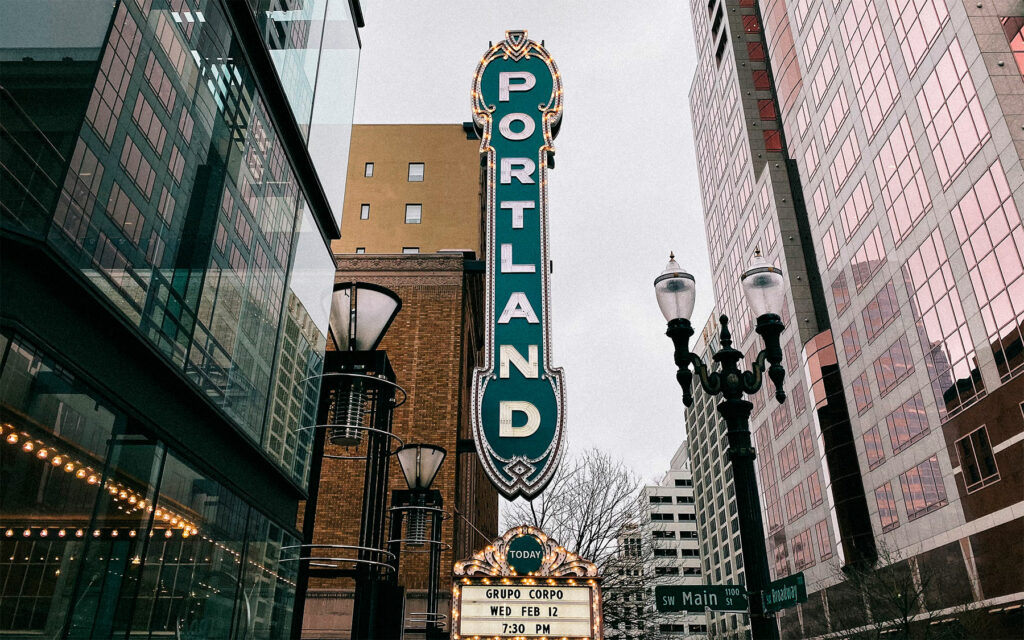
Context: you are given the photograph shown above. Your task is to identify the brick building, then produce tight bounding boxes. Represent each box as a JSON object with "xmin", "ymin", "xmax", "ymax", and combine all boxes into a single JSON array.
[{"xmin": 300, "ymin": 125, "xmax": 498, "ymax": 638}]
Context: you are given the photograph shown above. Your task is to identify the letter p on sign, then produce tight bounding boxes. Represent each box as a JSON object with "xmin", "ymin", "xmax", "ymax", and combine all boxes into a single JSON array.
[{"xmin": 499, "ymin": 71, "xmax": 535, "ymax": 101}]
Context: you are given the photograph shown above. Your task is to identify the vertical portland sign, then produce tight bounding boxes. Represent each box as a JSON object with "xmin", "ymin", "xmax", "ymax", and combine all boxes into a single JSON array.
[{"xmin": 471, "ymin": 30, "xmax": 566, "ymax": 500}]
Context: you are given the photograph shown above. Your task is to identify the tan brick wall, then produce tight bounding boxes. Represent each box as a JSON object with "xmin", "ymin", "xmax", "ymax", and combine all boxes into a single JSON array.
[{"xmin": 307, "ymin": 254, "xmax": 498, "ymax": 607}]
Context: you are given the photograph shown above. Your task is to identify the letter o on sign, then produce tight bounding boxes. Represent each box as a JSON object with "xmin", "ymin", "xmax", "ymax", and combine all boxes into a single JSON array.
[{"xmin": 499, "ymin": 113, "xmax": 535, "ymax": 141}]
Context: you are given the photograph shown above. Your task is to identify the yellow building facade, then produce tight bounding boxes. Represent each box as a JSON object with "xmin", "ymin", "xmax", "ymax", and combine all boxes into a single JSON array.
[{"xmin": 334, "ymin": 124, "xmax": 484, "ymax": 255}]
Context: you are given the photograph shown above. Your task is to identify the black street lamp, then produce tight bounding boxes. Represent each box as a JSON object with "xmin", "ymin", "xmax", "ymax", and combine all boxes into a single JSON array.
[
  {"xmin": 291, "ymin": 282, "xmax": 405, "ymax": 640},
  {"xmin": 390, "ymin": 443, "xmax": 447, "ymax": 637},
  {"xmin": 655, "ymin": 250, "xmax": 787, "ymax": 640}
]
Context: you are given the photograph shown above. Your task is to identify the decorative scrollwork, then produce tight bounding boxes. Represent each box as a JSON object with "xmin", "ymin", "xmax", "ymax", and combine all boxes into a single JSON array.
[{"xmin": 453, "ymin": 526, "xmax": 598, "ymax": 577}]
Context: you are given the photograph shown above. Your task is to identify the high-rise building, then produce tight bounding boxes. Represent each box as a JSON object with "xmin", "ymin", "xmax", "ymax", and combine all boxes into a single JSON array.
[
  {"xmin": 688, "ymin": 0, "xmax": 1023, "ymax": 637},
  {"xmin": 300, "ymin": 124, "xmax": 498, "ymax": 637},
  {"xmin": 685, "ymin": 312, "xmax": 749, "ymax": 638},
  {"xmin": 644, "ymin": 442, "xmax": 709, "ymax": 638},
  {"xmin": 0, "ymin": 1, "xmax": 360, "ymax": 637}
]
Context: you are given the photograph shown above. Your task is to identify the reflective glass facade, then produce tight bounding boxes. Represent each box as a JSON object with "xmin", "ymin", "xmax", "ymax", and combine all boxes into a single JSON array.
[
  {"xmin": 1, "ymin": 0, "xmax": 357, "ymax": 636},
  {"xmin": 0, "ymin": 0, "xmax": 342, "ymax": 487},
  {"xmin": 0, "ymin": 332, "xmax": 299, "ymax": 637}
]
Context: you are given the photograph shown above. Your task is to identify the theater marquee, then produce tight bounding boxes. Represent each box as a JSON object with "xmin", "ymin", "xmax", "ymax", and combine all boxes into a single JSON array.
[
  {"xmin": 452, "ymin": 527, "xmax": 602, "ymax": 639},
  {"xmin": 471, "ymin": 30, "xmax": 566, "ymax": 500}
]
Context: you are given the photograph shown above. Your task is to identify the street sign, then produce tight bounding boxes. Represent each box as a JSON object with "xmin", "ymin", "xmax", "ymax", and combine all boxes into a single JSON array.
[
  {"xmin": 454, "ymin": 526, "xmax": 603, "ymax": 639},
  {"xmin": 470, "ymin": 30, "xmax": 566, "ymax": 500},
  {"xmin": 762, "ymin": 572, "xmax": 807, "ymax": 613},
  {"xmin": 655, "ymin": 585, "xmax": 749, "ymax": 613}
]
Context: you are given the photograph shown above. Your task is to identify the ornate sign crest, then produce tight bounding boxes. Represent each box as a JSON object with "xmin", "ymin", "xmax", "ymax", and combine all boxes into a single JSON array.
[
  {"xmin": 470, "ymin": 30, "xmax": 566, "ymax": 500},
  {"xmin": 452, "ymin": 527, "xmax": 602, "ymax": 639}
]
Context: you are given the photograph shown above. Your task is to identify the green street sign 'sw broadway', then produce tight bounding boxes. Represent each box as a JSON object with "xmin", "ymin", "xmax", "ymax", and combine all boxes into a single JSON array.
[{"xmin": 471, "ymin": 30, "xmax": 566, "ymax": 499}]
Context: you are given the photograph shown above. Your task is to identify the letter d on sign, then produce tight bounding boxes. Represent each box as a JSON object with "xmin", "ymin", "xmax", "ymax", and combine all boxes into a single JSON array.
[{"xmin": 499, "ymin": 401, "xmax": 540, "ymax": 438}]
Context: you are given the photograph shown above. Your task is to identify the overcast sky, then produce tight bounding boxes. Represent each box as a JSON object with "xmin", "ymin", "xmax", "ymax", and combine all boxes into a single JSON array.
[{"xmin": 352, "ymin": 0, "xmax": 713, "ymax": 483}]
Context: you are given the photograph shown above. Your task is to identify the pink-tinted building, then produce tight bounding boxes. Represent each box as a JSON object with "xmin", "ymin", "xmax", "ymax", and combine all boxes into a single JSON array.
[{"xmin": 686, "ymin": 1, "xmax": 1023, "ymax": 637}]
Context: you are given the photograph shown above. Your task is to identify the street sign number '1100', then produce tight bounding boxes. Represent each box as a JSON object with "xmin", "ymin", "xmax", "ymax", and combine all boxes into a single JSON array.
[{"xmin": 471, "ymin": 30, "xmax": 566, "ymax": 500}]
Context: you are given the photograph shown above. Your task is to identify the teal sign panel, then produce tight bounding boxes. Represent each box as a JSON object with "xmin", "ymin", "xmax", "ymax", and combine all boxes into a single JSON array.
[
  {"xmin": 506, "ymin": 534, "xmax": 545, "ymax": 574},
  {"xmin": 655, "ymin": 585, "xmax": 749, "ymax": 613},
  {"xmin": 762, "ymin": 572, "xmax": 807, "ymax": 613},
  {"xmin": 471, "ymin": 30, "xmax": 566, "ymax": 499}
]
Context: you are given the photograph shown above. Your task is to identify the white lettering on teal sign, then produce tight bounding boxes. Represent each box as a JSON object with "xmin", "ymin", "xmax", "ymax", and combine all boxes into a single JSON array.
[{"xmin": 471, "ymin": 30, "xmax": 565, "ymax": 499}]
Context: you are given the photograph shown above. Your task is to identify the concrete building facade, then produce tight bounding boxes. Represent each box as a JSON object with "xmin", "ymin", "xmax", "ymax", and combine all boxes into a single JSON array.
[
  {"xmin": 687, "ymin": 0, "xmax": 1024, "ymax": 637},
  {"xmin": 644, "ymin": 442, "xmax": 709, "ymax": 638}
]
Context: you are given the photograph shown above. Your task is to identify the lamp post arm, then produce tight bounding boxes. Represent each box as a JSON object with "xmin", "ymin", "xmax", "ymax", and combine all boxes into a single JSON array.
[{"xmin": 667, "ymin": 318, "xmax": 721, "ymax": 407}]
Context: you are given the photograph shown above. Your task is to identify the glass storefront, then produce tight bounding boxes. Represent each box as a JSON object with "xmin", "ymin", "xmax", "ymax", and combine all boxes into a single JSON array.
[
  {"xmin": 0, "ymin": 0, "xmax": 347, "ymax": 486},
  {"xmin": 0, "ymin": 331, "xmax": 300, "ymax": 638}
]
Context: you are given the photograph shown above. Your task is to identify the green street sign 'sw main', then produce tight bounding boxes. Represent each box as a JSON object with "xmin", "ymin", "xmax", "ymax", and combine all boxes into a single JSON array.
[
  {"xmin": 470, "ymin": 30, "xmax": 566, "ymax": 499},
  {"xmin": 655, "ymin": 585, "xmax": 749, "ymax": 613}
]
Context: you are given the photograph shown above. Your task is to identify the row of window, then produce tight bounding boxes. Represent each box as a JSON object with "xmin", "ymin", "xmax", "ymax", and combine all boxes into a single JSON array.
[
  {"xmin": 650, "ymin": 512, "xmax": 698, "ymax": 522},
  {"xmin": 358, "ymin": 203, "xmax": 421, "ymax": 224},
  {"xmin": 353, "ymin": 247, "xmax": 419, "ymax": 255},
  {"xmin": 648, "ymin": 495, "xmax": 695, "ymax": 504},
  {"xmin": 363, "ymin": 161, "xmax": 424, "ymax": 181}
]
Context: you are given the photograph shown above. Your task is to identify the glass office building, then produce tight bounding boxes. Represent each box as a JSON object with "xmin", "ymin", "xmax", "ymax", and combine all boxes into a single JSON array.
[{"xmin": 0, "ymin": 0, "xmax": 360, "ymax": 636}]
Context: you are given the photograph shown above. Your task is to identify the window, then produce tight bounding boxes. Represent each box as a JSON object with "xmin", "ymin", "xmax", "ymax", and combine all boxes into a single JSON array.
[
  {"xmin": 758, "ymin": 99, "xmax": 777, "ymax": 120},
  {"xmin": 951, "ymin": 160, "xmax": 1024, "ymax": 381},
  {"xmin": 885, "ymin": 393, "xmax": 930, "ymax": 453},
  {"xmin": 763, "ymin": 130, "xmax": 782, "ymax": 151},
  {"xmin": 676, "ymin": 495, "xmax": 694, "ymax": 504},
  {"xmin": 772, "ymin": 401, "xmax": 792, "ymax": 437},
  {"xmin": 689, "ymin": 625, "xmax": 709, "ymax": 633},
  {"xmin": 408, "ymin": 162, "xmax": 424, "ymax": 181},
  {"xmin": 792, "ymin": 528, "xmax": 815, "ymax": 569},
  {"xmin": 875, "ymin": 117, "xmax": 931, "ymax": 245},
  {"xmin": 876, "ymin": 482, "xmax": 900, "ymax": 532},
  {"xmin": 840, "ymin": 176, "xmax": 873, "ymax": 238},
  {"xmin": 811, "ymin": 46, "xmax": 840, "ymax": 106},
  {"xmin": 756, "ymin": 427, "xmax": 783, "ymax": 532},
  {"xmin": 957, "ymin": 425, "xmax": 999, "ymax": 492},
  {"xmin": 678, "ymin": 513, "xmax": 697, "ymax": 521},
  {"xmin": 842, "ymin": 322, "xmax": 862, "ymax": 362},
  {"xmin": 864, "ymin": 426, "xmax": 886, "ymax": 469},
  {"xmin": 812, "ymin": 182, "xmax": 828, "ymax": 220},
  {"xmin": 800, "ymin": 426, "xmax": 815, "ymax": 460},
  {"xmin": 820, "ymin": 87, "xmax": 850, "ymax": 148},
  {"xmin": 903, "ymin": 228, "xmax": 984, "ymax": 418},
  {"xmin": 650, "ymin": 495, "xmax": 672, "ymax": 504},
  {"xmin": 851, "ymin": 226, "xmax": 886, "ymax": 292},
  {"xmin": 654, "ymin": 548, "xmax": 678, "ymax": 557},
  {"xmin": 778, "ymin": 440, "xmax": 799, "ymax": 479},
  {"xmin": 793, "ymin": 380, "xmax": 807, "ymax": 416},
  {"xmin": 802, "ymin": 7, "xmax": 827, "ymax": 64},
  {"xmin": 1001, "ymin": 17, "xmax": 1024, "ymax": 76},
  {"xmin": 874, "ymin": 335, "xmax": 915, "ymax": 396},
  {"xmin": 862, "ymin": 280, "xmax": 900, "ymax": 342},
  {"xmin": 784, "ymin": 485, "xmax": 807, "ymax": 522},
  {"xmin": 360, "ymin": 204, "xmax": 369, "ymax": 219},
  {"xmin": 655, "ymin": 567, "xmax": 680, "ymax": 575},
  {"xmin": 916, "ymin": 40, "xmax": 989, "ymax": 187},
  {"xmin": 652, "ymin": 530, "xmax": 676, "ymax": 538},
  {"xmin": 402, "ymin": 247, "xmax": 419, "ymax": 254},
  {"xmin": 807, "ymin": 470, "xmax": 823, "ymax": 506},
  {"xmin": 852, "ymin": 371, "xmax": 873, "ymax": 414},
  {"xmin": 823, "ymin": 224, "xmax": 839, "ymax": 266},
  {"xmin": 840, "ymin": 0, "xmax": 898, "ymax": 136},
  {"xmin": 833, "ymin": 271, "xmax": 851, "ymax": 315},
  {"xmin": 900, "ymin": 455, "xmax": 947, "ymax": 520},
  {"xmin": 364, "ymin": 162, "xmax": 374, "ymax": 177},
  {"xmin": 355, "ymin": 248, "xmax": 365, "ymax": 254},
  {"xmin": 886, "ymin": 0, "xmax": 948, "ymax": 73},
  {"xmin": 651, "ymin": 513, "xmax": 674, "ymax": 521},
  {"xmin": 815, "ymin": 519, "xmax": 833, "ymax": 559},
  {"xmin": 405, "ymin": 204, "xmax": 422, "ymax": 224},
  {"xmin": 675, "ymin": 479, "xmax": 693, "ymax": 487}
]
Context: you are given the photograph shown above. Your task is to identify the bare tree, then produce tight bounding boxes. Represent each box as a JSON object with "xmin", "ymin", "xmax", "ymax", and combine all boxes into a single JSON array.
[
  {"xmin": 803, "ymin": 543, "xmax": 1001, "ymax": 640},
  {"xmin": 502, "ymin": 449, "xmax": 651, "ymax": 635}
]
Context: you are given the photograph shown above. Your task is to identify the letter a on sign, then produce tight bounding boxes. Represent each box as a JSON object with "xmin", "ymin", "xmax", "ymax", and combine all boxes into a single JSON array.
[{"xmin": 470, "ymin": 31, "xmax": 566, "ymax": 499}]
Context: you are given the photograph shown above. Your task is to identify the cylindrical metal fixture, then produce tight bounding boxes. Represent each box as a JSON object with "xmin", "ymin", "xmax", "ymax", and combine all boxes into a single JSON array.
[
  {"xmin": 407, "ymin": 494, "xmax": 427, "ymax": 547},
  {"xmin": 329, "ymin": 378, "xmax": 367, "ymax": 446}
]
